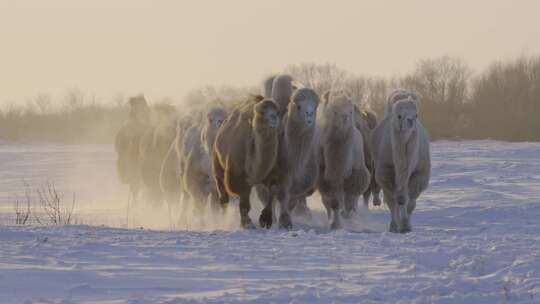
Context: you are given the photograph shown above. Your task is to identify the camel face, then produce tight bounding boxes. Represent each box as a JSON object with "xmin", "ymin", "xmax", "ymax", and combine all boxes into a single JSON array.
[
  {"xmin": 384, "ymin": 90, "xmax": 419, "ymax": 118},
  {"xmin": 207, "ymin": 108, "xmax": 227, "ymax": 129},
  {"xmin": 325, "ymin": 95, "xmax": 354, "ymax": 131},
  {"xmin": 392, "ymin": 100, "xmax": 419, "ymax": 138},
  {"xmin": 289, "ymin": 88, "xmax": 320, "ymax": 127},
  {"xmin": 264, "ymin": 108, "xmax": 280, "ymax": 129},
  {"xmin": 254, "ymin": 99, "xmax": 280, "ymax": 129}
]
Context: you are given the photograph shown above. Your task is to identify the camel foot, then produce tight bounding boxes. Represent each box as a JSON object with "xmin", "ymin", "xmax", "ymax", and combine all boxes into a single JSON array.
[
  {"xmin": 241, "ymin": 216, "xmax": 256, "ymax": 229},
  {"xmin": 389, "ymin": 221, "xmax": 398, "ymax": 233},
  {"xmin": 400, "ymin": 220, "xmax": 412, "ymax": 233},
  {"xmin": 330, "ymin": 218, "xmax": 341, "ymax": 230},
  {"xmin": 279, "ymin": 213, "xmax": 292, "ymax": 230},
  {"xmin": 373, "ymin": 197, "xmax": 381, "ymax": 206},
  {"xmin": 259, "ymin": 208, "xmax": 273, "ymax": 229},
  {"xmin": 400, "ymin": 226, "xmax": 412, "ymax": 233},
  {"xmin": 292, "ymin": 204, "xmax": 312, "ymax": 220},
  {"xmin": 330, "ymin": 212, "xmax": 341, "ymax": 229}
]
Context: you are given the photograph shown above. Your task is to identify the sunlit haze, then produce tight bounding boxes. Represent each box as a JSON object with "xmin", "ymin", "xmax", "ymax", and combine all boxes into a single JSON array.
[{"xmin": 1, "ymin": 0, "xmax": 539, "ymax": 104}]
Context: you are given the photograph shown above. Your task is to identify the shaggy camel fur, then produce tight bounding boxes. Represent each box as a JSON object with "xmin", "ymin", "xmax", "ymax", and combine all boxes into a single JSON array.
[
  {"xmin": 180, "ymin": 106, "xmax": 227, "ymax": 212},
  {"xmin": 262, "ymin": 75, "xmax": 276, "ymax": 98},
  {"xmin": 159, "ymin": 110, "xmax": 202, "ymax": 209},
  {"xmin": 383, "ymin": 90, "xmax": 419, "ymax": 118},
  {"xmin": 318, "ymin": 91, "xmax": 371, "ymax": 228},
  {"xmin": 115, "ymin": 95, "xmax": 151, "ymax": 199},
  {"xmin": 353, "ymin": 106, "xmax": 382, "ymax": 207},
  {"xmin": 257, "ymin": 88, "xmax": 321, "ymax": 229},
  {"xmin": 271, "ymin": 74, "xmax": 296, "ymax": 115},
  {"xmin": 138, "ymin": 103, "xmax": 178, "ymax": 201},
  {"xmin": 213, "ymin": 96, "xmax": 281, "ymax": 228},
  {"xmin": 259, "ymin": 75, "xmax": 313, "ymax": 222},
  {"xmin": 371, "ymin": 92, "xmax": 431, "ymax": 233}
]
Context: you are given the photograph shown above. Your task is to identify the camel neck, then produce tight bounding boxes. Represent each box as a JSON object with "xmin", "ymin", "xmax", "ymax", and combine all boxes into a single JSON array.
[
  {"xmin": 391, "ymin": 127, "xmax": 417, "ymax": 192},
  {"xmin": 249, "ymin": 127, "xmax": 279, "ymax": 184}
]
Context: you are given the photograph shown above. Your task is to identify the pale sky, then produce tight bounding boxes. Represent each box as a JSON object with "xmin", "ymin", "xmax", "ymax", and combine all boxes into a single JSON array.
[{"xmin": 1, "ymin": 0, "xmax": 539, "ymax": 105}]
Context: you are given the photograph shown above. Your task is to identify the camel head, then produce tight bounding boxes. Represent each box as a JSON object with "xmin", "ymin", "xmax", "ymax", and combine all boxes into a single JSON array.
[
  {"xmin": 128, "ymin": 95, "xmax": 150, "ymax": 124},
  {"xmin": 323, "ymin": 91, "xmax": 354, "ymax": 132},
  {"xmin": 253, "ymin": 99, "xmax": 280, "ymax": 130},
  {"xmin": 206, "ymin": 107, "xmax": 227, "ymax": 129},
  {"xmin": 392, "ymin": 98, "xmax": 419, "ymax": 140},
  {"xmin": 288, "ymin": 88, "xmax": 320, "ymax": 129},
  {"xmin": 202, "ymin": 106, "xmax": 228, "ymax": 155},
  {"xmin": 385, "ymin": 90, "xmax": 419, "ymax": 118}
]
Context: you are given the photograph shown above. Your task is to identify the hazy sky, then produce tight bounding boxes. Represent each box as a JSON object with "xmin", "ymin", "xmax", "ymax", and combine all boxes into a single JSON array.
[{"xmin": 1, "ymin": 0, "xmax": 539, "ymax": 105}]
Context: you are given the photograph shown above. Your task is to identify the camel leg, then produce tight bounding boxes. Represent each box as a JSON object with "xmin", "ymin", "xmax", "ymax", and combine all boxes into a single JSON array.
[
  {"xmin": 343, "ymin": 193, "xmax": 359, "ymax": 219},
  {"xmin": 239, "ymin": 191, "xmax": 255, "ymax": 229},
  {"xmin": 371, "ymin": 180, "xmax": 382, "ymax": 206},
  {"xmin": 398, "ymin": 203, "xmax": 411, "ymax": 233},
  {"xmin": 384, "ymin": 190, "xmax": 399, "ymax": 233},
  {"xmin": 389, "ymin": 204, "xmax": 399, "ymax": 233},
  {"xmin": 277, "ymin": 189, "xmax": 292, "ymax": 230},
  {"xmin": 189, "ymin": 194, "xmax": 205, "ymax": 217},
  {"xmin": 209, "ymin": 190, "xmax": 223, "ymax": 214},
  {"xmin": 394, "ymin": 184, "xmax": 411, "ymax": 233},
  {"xmin": 212, "ymin": 152, "xmax": 229, "ymax": 206},
  {"xmin": 402, "ymin": 171, "xmax": 429, "ymax": 232},
  {"xmin": 395, "ymin": 189, "xmax": 410, "ymax": 233},
  {"xmin": 320, "ymin": 193, "xmax": 333, "ymax": 220},
  {"xmin": 363, "ymin": 191, "xmax": 371, "ymax": 208},
  {"xmin": 407, "ymin": 199, "xmax": 417, "ymax": 215},
  {"xmin": 407, "ymin": 170, "xmax": 428, "ymax": 215},
  {"xmin": 398, "ymin": 198, "xmax": 416, "ymax": 233},
  {"xmin": 330, "ymin": 195, "xmax": 341, "ymax": 230},
  {"xmin": 257, "ymin": 185, "xmax": 274, "ymax": 229},
  {"xmin": 292, "ymin": 197, "xmax": 312, "ymax": 220}
]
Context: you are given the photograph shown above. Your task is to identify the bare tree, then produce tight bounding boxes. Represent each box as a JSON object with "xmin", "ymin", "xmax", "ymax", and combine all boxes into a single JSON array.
[
  {"xmin": 35, "ymin": 182, "xmax": 76, "ymax": 225},
  {"xmin": 401, "ymin": 56, "xmax": 472, "ymax": 138},
  {"xmin": 63, "ymin": 88, "xmax": 86, "ymax": 113},
  {"xmin": 285, "ymin": 63, "xmax": 350, "ymax": 95},
  {"xmin": 13, "ymin": 184, "xmax": 31, "ymax": 225},
  {"xmin": 469, "ymin": 55, "xmax": 540, "ymax": 140}
]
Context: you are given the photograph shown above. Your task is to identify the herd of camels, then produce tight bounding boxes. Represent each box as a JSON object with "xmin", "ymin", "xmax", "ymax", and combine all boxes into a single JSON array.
[{"xmin": 115, "ymin": 74, "xmax": 431, "ymax": 233}]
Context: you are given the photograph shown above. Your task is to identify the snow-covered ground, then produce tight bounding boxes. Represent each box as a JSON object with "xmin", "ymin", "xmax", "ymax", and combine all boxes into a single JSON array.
[{"xmin": 0, "ymin": 140, "xmax": 540, "ymax": 303}]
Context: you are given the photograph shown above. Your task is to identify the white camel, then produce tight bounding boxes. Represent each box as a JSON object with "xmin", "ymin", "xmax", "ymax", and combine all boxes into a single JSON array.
[
  {"xmin": 318, "ymin": 91, "xmax": 371, "ymax": 228},
  {"xmin": 371, "ymin": 90, "xmax": 431, "ymax": 233}
]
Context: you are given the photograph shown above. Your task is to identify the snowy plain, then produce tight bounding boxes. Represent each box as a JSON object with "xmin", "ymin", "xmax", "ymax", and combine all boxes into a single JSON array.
[{"xmin": 0, "ymin": 140, "xmax": 539, "ymax": 303}]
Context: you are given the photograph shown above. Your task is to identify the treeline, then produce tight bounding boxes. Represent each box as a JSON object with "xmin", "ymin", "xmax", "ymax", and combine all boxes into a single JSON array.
[
  {"xmin": 1, "ymin": 55, "xmax": 539, "ymax": 143},
  {"xmin": 0, "ymin": 90, "xmax": 128, "ymax": 143},
  {"xmin": 284, "ymin": 55, "xmax": 540, "ymax": 141}
]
